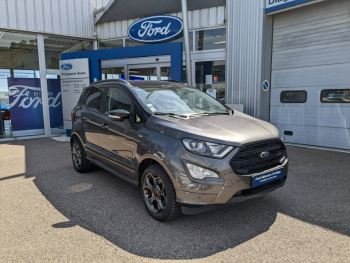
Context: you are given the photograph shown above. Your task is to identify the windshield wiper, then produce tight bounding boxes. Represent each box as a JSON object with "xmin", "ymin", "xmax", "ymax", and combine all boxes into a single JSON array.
[
  {"xmin": 154, "ymin": 112, "xmax": 189, "ymax": 118},
  {"xmin": 190, "ymin": 112, "xmax": 229, "ymax": 115}
]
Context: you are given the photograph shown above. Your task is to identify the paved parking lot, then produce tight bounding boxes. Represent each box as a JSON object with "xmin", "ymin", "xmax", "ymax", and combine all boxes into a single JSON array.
[{"xmin": 1, "ymin": 138, "xmax": 349, "ymax": 262}]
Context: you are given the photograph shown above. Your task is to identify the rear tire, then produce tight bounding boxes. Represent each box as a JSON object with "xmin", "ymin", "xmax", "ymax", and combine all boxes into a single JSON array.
[
  {"xmin": 141, "ymin": 164, "xmax": 182, "ymax": 221},
  {"xmin": 72, "ymin": 138, "xmax": 93, "ymax": 173}
]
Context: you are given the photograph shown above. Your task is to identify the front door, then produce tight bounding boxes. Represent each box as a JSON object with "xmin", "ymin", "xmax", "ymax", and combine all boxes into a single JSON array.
[{"xmin": 99, "ymin": 85, "xmax": 136, "ymax": 175}]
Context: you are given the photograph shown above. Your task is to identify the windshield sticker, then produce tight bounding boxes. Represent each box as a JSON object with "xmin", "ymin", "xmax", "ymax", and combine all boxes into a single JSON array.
[{"xmin": 147, "ymin": 103, "xmax": 157, "ymax": 112}]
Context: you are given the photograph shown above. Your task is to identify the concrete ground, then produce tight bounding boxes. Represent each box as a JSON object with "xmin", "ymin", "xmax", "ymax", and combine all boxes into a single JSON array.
[{"xmin": 0, "ymin": 138, "xmax": 349, "ymax": 262}]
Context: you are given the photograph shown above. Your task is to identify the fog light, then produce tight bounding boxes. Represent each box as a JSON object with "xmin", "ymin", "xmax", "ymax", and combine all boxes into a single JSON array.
[{"xmin": 185, "ymin": 162, "xmax": 219, "ymax": 180}]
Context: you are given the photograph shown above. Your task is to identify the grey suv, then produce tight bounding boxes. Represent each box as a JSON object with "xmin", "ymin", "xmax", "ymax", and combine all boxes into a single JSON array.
[{"xmin": 71, "ymin": 80, "xmax": 288, "ymax": 221}]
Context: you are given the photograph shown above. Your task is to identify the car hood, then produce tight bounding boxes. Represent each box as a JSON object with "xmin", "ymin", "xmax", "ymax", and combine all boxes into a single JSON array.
[{"xmin": 146, "ymin": 111, "xmax": 281, "ymax": 146}]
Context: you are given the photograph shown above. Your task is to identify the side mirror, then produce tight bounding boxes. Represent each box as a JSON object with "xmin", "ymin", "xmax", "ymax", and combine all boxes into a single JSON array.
[{"xmin": 108, "ymin": 109, "xmax": 129, "ymax": 122}]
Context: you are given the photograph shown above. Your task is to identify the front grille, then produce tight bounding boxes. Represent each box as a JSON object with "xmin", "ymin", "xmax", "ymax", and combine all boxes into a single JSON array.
[{"xmin": 230, "ymin": 140, "xmax": 286, "ymax": 175}]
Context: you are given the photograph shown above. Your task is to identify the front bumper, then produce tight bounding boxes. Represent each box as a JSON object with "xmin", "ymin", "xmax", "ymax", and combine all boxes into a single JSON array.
[{"xmin": 180, "ymin": 174, "xmax": 287, "ymax": 215}]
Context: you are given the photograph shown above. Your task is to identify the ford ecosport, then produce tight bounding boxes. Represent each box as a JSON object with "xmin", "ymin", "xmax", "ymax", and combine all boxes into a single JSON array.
[{"xmin": 70, "ymin": 80, "xmax": 288, "ymax": 221}]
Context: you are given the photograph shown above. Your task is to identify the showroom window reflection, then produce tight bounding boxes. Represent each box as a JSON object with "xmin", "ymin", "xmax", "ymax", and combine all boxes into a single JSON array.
[
  {"xmin": 196, "ymin": 27, "xmax": 226, "ymax": 50},
  {"xmin": 0, "ymin": 31, "xmax": 43, "ymax": 138},
  {"xmin": 43, "ymin": 36, "xmax": 93, "ymax": 135},
  {"xmin": 100, "ymin": 32, "xmax": 194, "ymax": 51},
  {"xmin": 195, "ymin": 61, "xmax": 226, "ymax": 104}
]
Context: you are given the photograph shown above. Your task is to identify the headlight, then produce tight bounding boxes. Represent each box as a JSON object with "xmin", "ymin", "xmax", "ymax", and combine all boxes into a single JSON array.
[
  {"xmin": 185, "ymin": 162, "xmax": 219, "ymax": 180},
  {"xmin": 182, "ymin": 138, "xmax": 234, "ymax": 158}
]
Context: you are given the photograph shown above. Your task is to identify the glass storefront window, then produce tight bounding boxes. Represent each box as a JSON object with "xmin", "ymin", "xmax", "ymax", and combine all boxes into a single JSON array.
[
  {"xmin": 195, "ymin": 60, "xmax": 226, "ymax": 104},
  {"xmin": 128, "ymin": 68, "xmax": 157, "ymax": 80},
  {"xmin": 43, "ymin": 36, "xmax": 93, "ymax": 134},
  {"xmin": 168, "ymin": 32, "xmax": 193, "ymax": 51},
  {"xmin": 102, "ymin": 67, "xmax": 125, "ymax": 80},
  {"xmin": 0, "ymin": 31, "xmax": 44, "ymax": 138},
  {"xmin": 125, "ymin": 32, "xmax": 193, "ymax": 50},
  {"xmin": 195, "ymin": 28, "xmax": 226, "ymax": 51},
  {"xmin": 44, "ymin": 37, "xmax": 92, "ymax": 70},
  {"xmin": 99, "ymin": 40, "xmax": 123, "ymax": 49},
  {"xmin": 160, "ymin": 66, "xmax": 187, "ymax": 83},
  {"xmin": 125, "ymin": 39, "xmax": 148, "ymax": 47}
]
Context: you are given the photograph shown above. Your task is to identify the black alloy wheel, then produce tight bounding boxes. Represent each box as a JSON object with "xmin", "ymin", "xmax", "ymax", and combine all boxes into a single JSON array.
[
  {"xmin": 141, "ymin": 164, "xmax": 182, "ymax": 221},
  {"xmin": 72, "ymin": 142, "xmax": 82, "ymax": 169},
  {"xmin": 71, "ymin": 138, "xmax": 93, "ymax": 173},
  {"xmin": 143, "ymin": 172, "xmax": 167, "ymax": 214}
]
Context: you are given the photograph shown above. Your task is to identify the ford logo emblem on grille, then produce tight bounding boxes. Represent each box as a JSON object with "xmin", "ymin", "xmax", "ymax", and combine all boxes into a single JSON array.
[
  {"xmin": 61, "ymin": 63, "xmax": 72, "ymax": 70},
  {"xmin": 260, "ymin": 151, "xmax": 270, "ymax": 158}
]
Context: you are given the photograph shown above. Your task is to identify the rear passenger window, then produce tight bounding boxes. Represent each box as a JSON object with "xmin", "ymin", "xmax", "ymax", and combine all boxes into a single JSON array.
[
  {"xmin": 321, "ymin": 89, "xmax": 350, "ymax": 103},
  {"xmin": 105, "ymin": 87, "xmax": 131, "ymax": 114},
  {"xmin": 280, "ymin": 91, "xmax": 307, "ymax": 103},
  {"xmin": 86, "ymin": 88, "xmax": 103, "ymax": 112}
]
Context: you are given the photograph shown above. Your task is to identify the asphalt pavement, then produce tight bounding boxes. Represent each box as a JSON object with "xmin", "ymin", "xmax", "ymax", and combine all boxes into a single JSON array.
[{"xmin": 0, "ymin": 138, "xmax": 349, "ymax": 262}]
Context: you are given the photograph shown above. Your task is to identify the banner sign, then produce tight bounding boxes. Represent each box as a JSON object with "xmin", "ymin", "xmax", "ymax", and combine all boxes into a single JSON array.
[
  {"xmin": 7, "ymin": 78, "xmax": 63, "ymax": 133},
  {"xmin": 59, "ymin": 58, "xmax": 90, "ymax": 130},
  {"xmin": 266, "ymin": 0, "xmax": 315, "ymax": 13},
  {"xmin": 128, "ymin": 15, "xmax": 183, "ymax": 43}
]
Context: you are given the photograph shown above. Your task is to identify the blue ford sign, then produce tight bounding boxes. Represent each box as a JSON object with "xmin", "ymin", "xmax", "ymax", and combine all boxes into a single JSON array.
[
  {"xmin": 61, "ymin": 63, "xmax": 73, "ymax": 70},
  {"xmin": 128, "ymin": 15, "xmax": 183, "ymax": 43}
]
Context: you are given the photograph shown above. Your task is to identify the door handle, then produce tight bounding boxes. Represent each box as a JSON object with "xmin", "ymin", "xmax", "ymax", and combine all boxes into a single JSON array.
[{"xmin": 101, "ymin": 123, "xmax": 109, "ymax": 130}]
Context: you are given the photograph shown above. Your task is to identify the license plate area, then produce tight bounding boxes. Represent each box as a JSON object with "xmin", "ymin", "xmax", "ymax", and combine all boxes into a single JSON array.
[{"xmin": 252, "ymin": 168, "xmax": 283, "ymax": 187}]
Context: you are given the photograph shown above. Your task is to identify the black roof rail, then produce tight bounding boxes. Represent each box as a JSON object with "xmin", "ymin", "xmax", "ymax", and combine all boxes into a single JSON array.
[{"xmin": 93, "ymin": 79, "xmax": 131, "ymax": 85}]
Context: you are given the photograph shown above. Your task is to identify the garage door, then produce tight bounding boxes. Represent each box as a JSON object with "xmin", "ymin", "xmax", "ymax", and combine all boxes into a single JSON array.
[{"xmin": 270, "ymin": 0, "xmax": 350, "ymax": 150}]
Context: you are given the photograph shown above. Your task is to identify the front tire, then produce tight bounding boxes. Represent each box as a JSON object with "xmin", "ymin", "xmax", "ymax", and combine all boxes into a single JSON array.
[
  {"xmin": 71, "ymin": 138, "xmax": 93, "ymax": 173},
  {"xmin": 141, "ymin": 164, "xmax": 182, "ymax": 221}
]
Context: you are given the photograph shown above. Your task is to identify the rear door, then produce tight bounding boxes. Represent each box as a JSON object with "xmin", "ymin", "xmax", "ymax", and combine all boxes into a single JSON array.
[{"xmin": 81, "ymin": 87, "xmax": 105, "ymax": 149}]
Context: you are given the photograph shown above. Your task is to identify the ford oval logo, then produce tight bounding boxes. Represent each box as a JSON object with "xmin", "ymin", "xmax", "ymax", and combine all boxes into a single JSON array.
[
  {"xmin": 61, "ymin": 63, "xmax": 72, "ymax": 70},
  {"xmin": 260, "ymin": 151, "xmax": 270, "ymax": 159},
  {"xmin": 128, "ymin": 15, "xmax": 183, "ymax": 43}
]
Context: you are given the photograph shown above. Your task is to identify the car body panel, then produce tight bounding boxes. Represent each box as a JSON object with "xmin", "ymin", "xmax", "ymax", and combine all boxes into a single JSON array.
[
  {"xmin": 71, "ymin": 80, "xmax": 288, "ymax": 212},
  {"xmin": 146, "ymin": 111, "xmax": 280, "ymax": 146}
]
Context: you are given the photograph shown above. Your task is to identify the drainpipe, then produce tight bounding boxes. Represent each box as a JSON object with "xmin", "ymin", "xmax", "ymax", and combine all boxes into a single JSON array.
[{"xmin": 181, "ymin": 0, "xmax": 192, "ymax": 86}]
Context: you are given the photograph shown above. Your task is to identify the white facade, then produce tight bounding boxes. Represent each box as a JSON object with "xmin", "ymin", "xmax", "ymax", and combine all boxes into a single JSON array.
[
  {"xmin": 225, "ymin": 0, "xmax": 266, "ymax": 118},
  {"xmin": 0, "ymin": 0, "xmax": 108, "ymax": 38}
]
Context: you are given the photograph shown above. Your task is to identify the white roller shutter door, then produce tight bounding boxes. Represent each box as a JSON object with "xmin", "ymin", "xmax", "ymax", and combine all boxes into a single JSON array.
[{"xmin": 270, "ymin": 0, "xmax": 350, "ymax": 150}]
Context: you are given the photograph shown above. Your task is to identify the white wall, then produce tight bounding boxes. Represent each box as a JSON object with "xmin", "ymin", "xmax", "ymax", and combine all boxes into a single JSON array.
[
  {"xmin": 225, "ymin": 0, "xmax": 266, "ymax": 118},
  {"xmin": 0, "ymin": 0, "xmax": 108, "ymax": 38}
]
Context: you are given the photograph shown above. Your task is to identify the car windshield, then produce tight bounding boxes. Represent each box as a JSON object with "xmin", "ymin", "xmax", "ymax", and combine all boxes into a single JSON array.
[{"xmin": 132, "ymin": 85, "xmax": 229, "ymax": 115}]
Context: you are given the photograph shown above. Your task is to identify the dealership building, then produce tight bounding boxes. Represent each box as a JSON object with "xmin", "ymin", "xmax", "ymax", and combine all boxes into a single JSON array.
[{"xmin": 0, "ymin": 0, "xmax": 349, "ymax": 151}]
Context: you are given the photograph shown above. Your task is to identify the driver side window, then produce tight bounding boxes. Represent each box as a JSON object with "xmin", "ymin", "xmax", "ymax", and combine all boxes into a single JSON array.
[{"xmin": 105, "ymin": 87, "xmax": 131, "ymax": 114}]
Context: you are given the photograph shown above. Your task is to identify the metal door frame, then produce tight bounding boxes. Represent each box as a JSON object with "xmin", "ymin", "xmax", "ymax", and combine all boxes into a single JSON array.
[
  {"xmin": 101, "ymin": 49, "xmax": 225, "ymax": 83},
  {"xmin": 190, "ymin": 50, "xmax": 226, "ymax": 87}
]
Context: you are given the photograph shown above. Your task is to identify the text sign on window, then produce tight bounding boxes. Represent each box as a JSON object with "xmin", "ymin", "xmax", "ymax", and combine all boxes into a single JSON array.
[
  {"xmin": 280, "ymin": 91, "xmax": 307, "ymax": 103},
  {"xmin": 321, "ymin": 89, "xmax": 350, "ymax": 103}
]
